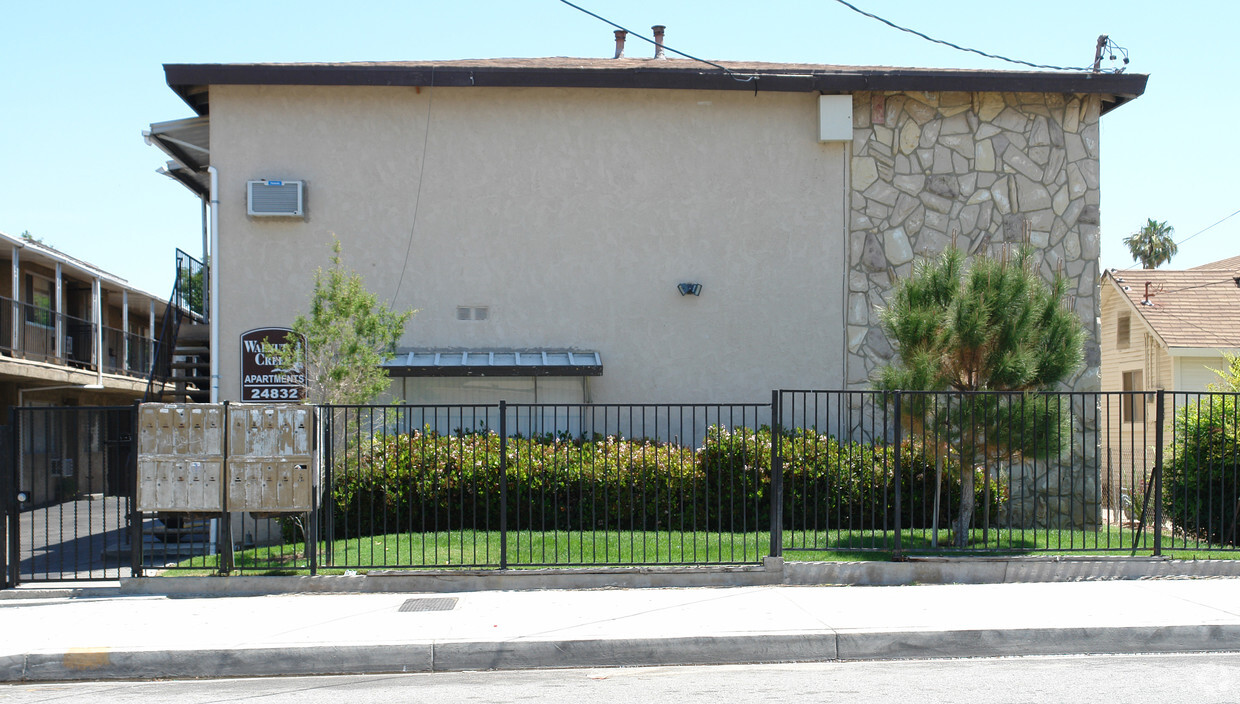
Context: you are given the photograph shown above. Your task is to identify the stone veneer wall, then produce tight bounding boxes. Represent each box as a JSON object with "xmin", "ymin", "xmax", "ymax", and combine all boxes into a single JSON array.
[{"xmin": 845, "ymin": 90, "xmax": 1104, "ymax": 528}]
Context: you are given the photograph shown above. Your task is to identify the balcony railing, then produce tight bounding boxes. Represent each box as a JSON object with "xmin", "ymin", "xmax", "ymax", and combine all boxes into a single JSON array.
[
  {"xmin": 102, "ymin": 326, "xmax": 157, "ymax": 378},
  {"xmin": 0, "ymin": 295, "xmax": 155, "ymax": 378}
]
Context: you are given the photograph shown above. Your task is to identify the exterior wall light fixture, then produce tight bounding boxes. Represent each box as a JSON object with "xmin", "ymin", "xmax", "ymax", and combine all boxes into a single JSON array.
[{"xmin": 678, "ymin": 283, "xmax": 702, "ymax": 296}]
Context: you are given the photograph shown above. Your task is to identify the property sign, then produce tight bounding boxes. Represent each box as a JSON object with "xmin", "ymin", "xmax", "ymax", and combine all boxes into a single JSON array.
[{"xmin": 240, "ymin": 327, "xmax": 307, "ymax": 401}]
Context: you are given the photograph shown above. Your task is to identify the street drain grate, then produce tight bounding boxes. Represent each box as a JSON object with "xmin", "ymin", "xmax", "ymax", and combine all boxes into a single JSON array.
[{"xmin": 398, "ymin": 597, "xmax": 458, "ymax": 613}]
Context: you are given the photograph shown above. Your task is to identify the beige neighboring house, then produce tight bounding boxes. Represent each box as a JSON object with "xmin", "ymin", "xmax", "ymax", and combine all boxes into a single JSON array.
[
  {"xmin": 145, "ymin": 44, "xmax": 1147, "ymax": 405},
  {"xmin": 1099, "ymin": 255, "xmax": 1240, "ymax": 510},
  {"xmin": 0, "ymin": 229, "xmax": 171, "ymax": 416}
]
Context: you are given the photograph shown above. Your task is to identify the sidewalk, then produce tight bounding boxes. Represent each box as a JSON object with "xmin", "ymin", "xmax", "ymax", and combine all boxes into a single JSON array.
[{"xmin": 3, "ymin": 564, "xmax": 1240, "ymax": 682}]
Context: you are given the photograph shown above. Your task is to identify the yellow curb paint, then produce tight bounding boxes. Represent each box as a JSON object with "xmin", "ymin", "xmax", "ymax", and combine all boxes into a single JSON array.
[{"xmin": 63, "ymin": 648, "xmax": 110, "ymax": 670}]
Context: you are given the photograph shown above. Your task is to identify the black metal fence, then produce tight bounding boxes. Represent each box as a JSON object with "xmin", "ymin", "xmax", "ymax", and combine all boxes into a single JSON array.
[
  {"xmin": 5, "ymin": 406, "xmax": 137, "ymax": 584},
  {"xmin": 215, "ymin": 390, "xmax": 1240, "ymax": 574},
  {"xmin": 7, "ymin": 390, "xmax": 1240, "ymax": 583},
  {"xmin": 775, "ymin": 389, "xmax": 1240, "ymax": 556},
  {"xmin": 313, "ymin": 402, "xmax": 772, "ymax": 570}
]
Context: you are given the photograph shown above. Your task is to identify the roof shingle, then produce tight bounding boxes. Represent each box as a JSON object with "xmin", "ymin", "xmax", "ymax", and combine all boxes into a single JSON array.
[{"xmin": 1107, "ymin": 261, "xmax": 1240, "ymax": 348}]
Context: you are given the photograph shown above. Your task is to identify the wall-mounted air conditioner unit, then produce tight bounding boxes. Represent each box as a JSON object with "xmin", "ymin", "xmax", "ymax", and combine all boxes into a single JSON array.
[{"xmin": 247, "ymin": 180, "xmax": 304, "ymax": 217}]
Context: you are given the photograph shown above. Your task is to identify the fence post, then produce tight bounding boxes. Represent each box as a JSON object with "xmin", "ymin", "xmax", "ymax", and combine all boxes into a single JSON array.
[
  {"xmin": 1154, "ymin": 390, "xmax": 1164, "ymax": 557},
  {"xmin": 220, "ymin": 400, "xmax": 234, "ymax": 575},
  {"xmin": 8, "ymin": 408, "xmax": 24, "ymax": 588},
  {"xmin": 3, "ymin": 408, "xmax": 13, "ymax": 588},
  {"xmin": 769, "ymin": 390, "xmax": 783, "ymax": 559},
  {"xmin": 307, "ymin": 405, "xmax": 320, "ymax": 576},
  {"xmin": 893, "ymin": 392, "xmax": 903, "ymax": 557},
  {"xmin": 129, "ymin": 403, "xmax": 144, "ymax": 578},
  {"xmin": 499, "ymin": 400, "xmax": 508, "ymax": 570}
]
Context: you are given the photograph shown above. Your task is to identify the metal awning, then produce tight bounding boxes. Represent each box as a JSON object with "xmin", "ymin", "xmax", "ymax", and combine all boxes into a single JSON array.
[
  {"xmin": 144, "ymin": 116, "xmax": 210, "ymax": 197},
  {"xmin": 383, "ymin": 349, "xmax": 603, "ymax": 377}
]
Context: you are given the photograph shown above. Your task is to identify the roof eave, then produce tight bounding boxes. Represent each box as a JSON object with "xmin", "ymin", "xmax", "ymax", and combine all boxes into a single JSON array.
[
  {"xmin": 163, "ymin": 62, "xmax": 1149, "ymax": 117},
  {"xmin": 1102, "ymin": 271, "xmax": 1170, "ymax": 350}
]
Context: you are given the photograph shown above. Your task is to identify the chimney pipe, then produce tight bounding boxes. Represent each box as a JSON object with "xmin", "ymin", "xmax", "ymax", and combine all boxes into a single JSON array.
[
  {"xmin": 652, "ymin": 25, "xmax": 666, "ymax": 59},
  {"xmin": 613, "ymin": 30, "xmax": 627, "ymax": 59}
]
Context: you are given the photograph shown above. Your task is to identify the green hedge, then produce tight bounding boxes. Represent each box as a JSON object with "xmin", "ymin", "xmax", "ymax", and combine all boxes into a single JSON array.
[
  {"xmin": 1165, "ymin": 396, "xmax": 1240, "ymax": 545},
  {"xmin": 319, "ymin": 426, "xmax": 1006, "ymax": 540}
]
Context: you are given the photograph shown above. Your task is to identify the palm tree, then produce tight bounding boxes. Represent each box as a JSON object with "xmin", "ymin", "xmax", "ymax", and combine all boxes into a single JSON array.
[{"xmin": 1124, "ymin": 219, "xmax": 1177, "ymax": 269}]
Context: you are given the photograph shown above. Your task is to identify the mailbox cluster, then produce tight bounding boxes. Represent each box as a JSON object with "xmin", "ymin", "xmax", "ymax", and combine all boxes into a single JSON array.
[{"xmin": 137, "ymin": 403, "xmax": 314, "ymax": 514}]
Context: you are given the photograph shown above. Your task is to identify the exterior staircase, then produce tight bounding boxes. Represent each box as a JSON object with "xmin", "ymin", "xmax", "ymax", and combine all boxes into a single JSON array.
[
  {"xmin": 168, "ymin": 323, "xmax": 210, "ymax": 402},
  {"xmin": 144, "ymin": 249, "xmax": 210, "ymax": 403}
]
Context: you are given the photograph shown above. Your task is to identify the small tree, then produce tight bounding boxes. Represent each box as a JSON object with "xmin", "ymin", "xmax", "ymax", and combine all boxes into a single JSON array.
[
  {"xmin": 1123, "ymin": 218, "xmax": 1177, "ymax": 269},
  {"xmin": 269, "ymin": 239, "xmax": 413, "ymax": 405},
  {"xmin": 876, "ymin": 244, "xmax": 1084, "ymax": 546},
  {"xmin": 1207, "ymin": 352, "xmax": 1240, "ymax": 393}
]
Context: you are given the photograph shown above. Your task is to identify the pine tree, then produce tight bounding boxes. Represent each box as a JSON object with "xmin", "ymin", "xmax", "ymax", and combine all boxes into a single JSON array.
[
  {"xmin": 875, "ymin": 244, "xmax": 1084, "ymax": 546},
  {"xmin": 266, "ymin": 239, "xmax": 413, "ymax": 405}
]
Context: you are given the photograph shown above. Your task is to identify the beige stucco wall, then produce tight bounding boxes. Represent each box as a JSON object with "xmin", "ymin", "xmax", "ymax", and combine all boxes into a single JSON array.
[{"xmin": 210, "ymin": 85, "xmax": 848, "ymax": 404}]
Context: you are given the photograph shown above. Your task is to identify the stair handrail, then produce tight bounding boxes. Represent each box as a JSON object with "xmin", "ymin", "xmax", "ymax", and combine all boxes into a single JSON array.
[
  {"xmin": 173, "ymin": 249, "xmax": 208, "ymax": 323},
  {"xmin": 143, "ymin": 292, "xmax": 183, "ymax": 402},
  {"xmin": 144, "ymin": 249, "xmax": 207, "ymax": 402}
]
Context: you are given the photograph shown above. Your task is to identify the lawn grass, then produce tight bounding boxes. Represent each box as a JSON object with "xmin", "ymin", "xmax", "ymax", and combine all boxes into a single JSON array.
[{"xmin": 158, "ymin": 524, "xmax": 1240, "ymax": 576}]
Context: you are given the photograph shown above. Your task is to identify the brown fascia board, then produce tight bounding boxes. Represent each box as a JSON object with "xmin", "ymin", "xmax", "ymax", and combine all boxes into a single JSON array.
[{"xmin": 164, "ymin": 62, "xmax": 1148, "ymax": 117}]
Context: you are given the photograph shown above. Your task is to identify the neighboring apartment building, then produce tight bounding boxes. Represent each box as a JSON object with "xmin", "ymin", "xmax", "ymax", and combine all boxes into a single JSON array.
[
  {"xmin": 145, "ymin": 49, "xmax": 1147, "ymax": 405},
  {"xmin": 0, "ymin": 229, "xmax": 170, "ymax": 415},
  {"xmin": 1099, "ymin": 255, "xmax": 1240, "ymax": 512}
]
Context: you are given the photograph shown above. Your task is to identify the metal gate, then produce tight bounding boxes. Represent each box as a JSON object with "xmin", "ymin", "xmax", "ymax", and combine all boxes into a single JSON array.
[{"xmin": 4, "ymin": 406, "xmax": 137, "ymax": 584}]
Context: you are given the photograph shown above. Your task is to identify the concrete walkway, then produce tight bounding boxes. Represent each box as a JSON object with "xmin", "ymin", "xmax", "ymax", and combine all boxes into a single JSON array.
[{"xmin": 3, "ymin": 561, "xmax": 1240, "ymax": 682}]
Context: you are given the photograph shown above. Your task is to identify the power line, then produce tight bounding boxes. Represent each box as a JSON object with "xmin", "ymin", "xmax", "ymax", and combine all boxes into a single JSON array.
[
  {"xmin": 555, "ymin": 0, "xmax": 754, "ymax": 82},
  {"xmin": 829, "ymin": 0, "xmax": 1106, "ymax": 72},
  {"xmin": 1176, "ymin": 207, "xmax": 1240, "ymax": 246},
  {"xmin": 1148, "ymin": 277, "xmax": 1238, "ymax": 297},
  {"xmin": 1134, "ymin": 303, "xmax": 1239, "ymax": 347},
  {"xmin": 391, "ymin": 67, "xmax": 435, "ymax": 308}
]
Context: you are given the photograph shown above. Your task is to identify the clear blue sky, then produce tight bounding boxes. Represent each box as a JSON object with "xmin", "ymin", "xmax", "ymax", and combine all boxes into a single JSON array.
[{"xmin": 2, "ymin": 1, "xmax": 1236, "ymax": 295}]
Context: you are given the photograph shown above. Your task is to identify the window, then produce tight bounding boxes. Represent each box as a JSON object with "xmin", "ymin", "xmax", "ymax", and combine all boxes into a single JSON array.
[
  {"xmin": 24, "ymin": 273, "xmax": 54, "ymax": 327},
  {"xmin": 1122, "ymin": 370, "xmax": 1144, "ymax": 423},
  {"xmin": 1117, "ymin": 314, "xmax": 1130, "ymax": 350}
]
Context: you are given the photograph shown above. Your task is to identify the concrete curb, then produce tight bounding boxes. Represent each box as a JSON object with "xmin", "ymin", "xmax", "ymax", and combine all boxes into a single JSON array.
[
  {"xmin": 785, "ymin": 557, "xmax": 1240, "ymax": 586},
  {"xmin": 117, "ymin": 558, "xmax": 1240, "ymax": 597},
  {"xmin": 0, "ymin": 587, "xmax": 122, "ymax": 601},
  {"xmin": 6, "ymin": 625, "xmax": 1240, "ymax": 682}
]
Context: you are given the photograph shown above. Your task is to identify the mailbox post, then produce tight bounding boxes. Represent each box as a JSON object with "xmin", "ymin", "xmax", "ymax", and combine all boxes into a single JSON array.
[{"xmin": 137, "ymin": 402, "xmax": 316, "ymax": 575}]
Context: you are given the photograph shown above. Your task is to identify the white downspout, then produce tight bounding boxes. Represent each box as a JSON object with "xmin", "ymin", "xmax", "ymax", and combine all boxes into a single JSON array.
[
  {"xmin": 11, "ymin": 245, "xmax": 20, "ymax": 353},
  {"xmin": 92, "ymin": 277, "xmax": 102, "ymax": 386},
  {"xmin": 54, "ymin": 262, "xmax": 63, "ymax": 361},
  {"xmin": 149, "ymin": 300, "xmax": 155, "ymax": 374},
  {"xmin": 208, "ymin": 166, "xmax": 220, "ymax": 403},
  {"xmin": 122, "ymin": 289, "xmax": 129, "ymax": 374}
]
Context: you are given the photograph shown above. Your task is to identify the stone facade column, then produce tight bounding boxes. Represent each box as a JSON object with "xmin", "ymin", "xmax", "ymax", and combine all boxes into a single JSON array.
[{"xmin": 845, "ymin": 91, "xmax": 1104, "ymax": 528}]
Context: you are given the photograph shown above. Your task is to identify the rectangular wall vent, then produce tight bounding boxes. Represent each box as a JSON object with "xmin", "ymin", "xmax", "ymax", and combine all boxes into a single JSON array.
[
  {"xmin": 247, "ymin": 180, "xmax": 305, "ymax": 217},
  {"xmin": 457, "ymin": 306, "xmax": 489, "ymax": 321}
]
